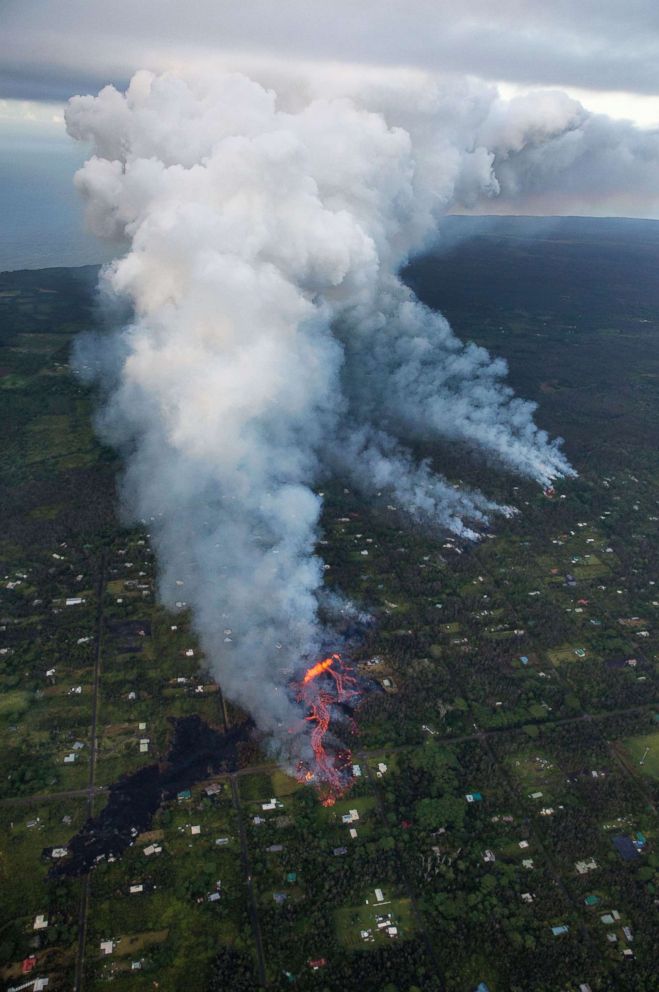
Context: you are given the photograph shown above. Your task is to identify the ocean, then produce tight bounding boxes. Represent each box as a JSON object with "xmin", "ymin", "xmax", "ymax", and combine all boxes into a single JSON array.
[{"xmin": 0, "ymin": 126, "xmax": 117, "ymax": 273}]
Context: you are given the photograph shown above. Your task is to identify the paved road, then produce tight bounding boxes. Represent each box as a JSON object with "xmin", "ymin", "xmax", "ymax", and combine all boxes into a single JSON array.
[
  {"xmin": 230, "ymin": 776, "xmax": 268, "ymax": 986},
  {"xmin": 73, "ymin": 551, "xmax": 106, "ymax": 992}
]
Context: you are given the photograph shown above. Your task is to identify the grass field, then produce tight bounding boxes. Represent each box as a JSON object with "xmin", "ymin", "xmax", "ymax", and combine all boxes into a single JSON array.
[
  {"xmin": 623, "ymin": 730, "xmax": 659, "ymax": 780},
  {"xmin": 335, "ymin": 893, "xmax": 414, "ymax": 950}
]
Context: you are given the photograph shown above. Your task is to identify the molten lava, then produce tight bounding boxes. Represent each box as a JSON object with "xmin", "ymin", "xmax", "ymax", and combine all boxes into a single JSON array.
[
  {"xmin": 302, "ymin": 654, "xmax": 339, "ymax": 685},
  {"xmin": 294, "ymin": 653, "xmax": 360, "ymax": 804}
]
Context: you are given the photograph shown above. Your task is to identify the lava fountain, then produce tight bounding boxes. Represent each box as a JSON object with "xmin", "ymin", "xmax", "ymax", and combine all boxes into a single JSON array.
[{"xmin": 293, "ymin": 653, "xmax": 361, "ymax": 805}]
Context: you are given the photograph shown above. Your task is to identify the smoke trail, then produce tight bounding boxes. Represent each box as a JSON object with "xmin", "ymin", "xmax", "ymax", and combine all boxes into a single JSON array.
[{"xmin": 66, "ymin": 70, "xmax": 576, "ymax": 774}]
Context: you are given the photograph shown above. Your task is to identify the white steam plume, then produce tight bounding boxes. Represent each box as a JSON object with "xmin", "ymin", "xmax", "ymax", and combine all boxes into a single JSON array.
[{"xmin": 66, "ymin": 69, "xmax": 588, "ymax": 772}]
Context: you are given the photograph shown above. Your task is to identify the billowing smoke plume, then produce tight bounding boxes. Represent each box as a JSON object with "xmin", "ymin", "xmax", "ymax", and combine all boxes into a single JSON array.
[{"xmin": 66, "ymin": 69, "xmax": 585, "ymax": 773}]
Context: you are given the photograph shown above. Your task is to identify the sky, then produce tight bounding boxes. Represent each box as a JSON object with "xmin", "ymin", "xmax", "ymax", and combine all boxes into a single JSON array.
[{"xmin": 1, "ymin": 0, "xmax": 659, "ymax": 268}]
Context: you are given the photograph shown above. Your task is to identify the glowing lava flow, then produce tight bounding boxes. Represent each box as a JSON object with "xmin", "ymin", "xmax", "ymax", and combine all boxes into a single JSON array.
[{"xmin": 294, "ymin": 653, "xmax": 360, "ymax": 805}]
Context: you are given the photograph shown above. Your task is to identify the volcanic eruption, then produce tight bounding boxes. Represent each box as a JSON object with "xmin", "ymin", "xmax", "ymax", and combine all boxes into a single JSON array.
[
  {"xmin": 64, "ymin": 67, "xmax": 596, "ymax": 786},
  {"xmin": 293, "ymin": 653, "xmax": 360, "ymax": 804}
]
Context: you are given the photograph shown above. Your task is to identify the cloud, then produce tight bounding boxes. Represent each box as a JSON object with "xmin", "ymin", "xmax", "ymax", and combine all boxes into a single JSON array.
[{"xmin": 5, "ymin": 0, "xmax": 659, "ymax": 110}]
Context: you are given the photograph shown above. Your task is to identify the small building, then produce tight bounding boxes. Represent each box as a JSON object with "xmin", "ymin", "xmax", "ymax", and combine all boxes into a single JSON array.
[
  {"xmin": 465, "ymin": 792, "xmax": 483, "ymax": 803},
  {"xmin": 551, "ymin": 925, "xmax": 569, "ymax": 936},
  {"xmin": 33, "ymin": 915, "xmax": 48, "ymax": 930}
]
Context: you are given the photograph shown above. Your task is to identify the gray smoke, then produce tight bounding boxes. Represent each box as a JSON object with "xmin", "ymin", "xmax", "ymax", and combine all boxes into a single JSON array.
[{"xmin": 65, "ymin": 69, "xmax": 597, "ymax": 773}]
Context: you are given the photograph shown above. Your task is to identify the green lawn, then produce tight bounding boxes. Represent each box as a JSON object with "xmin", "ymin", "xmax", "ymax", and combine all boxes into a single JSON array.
[
  {"xmin": 335, "ymin": 893, "xmax": 414, "ymax": 950},
  {"xmin": 623, "ymin": 730, "xmax": 659, "ymax": 780}
]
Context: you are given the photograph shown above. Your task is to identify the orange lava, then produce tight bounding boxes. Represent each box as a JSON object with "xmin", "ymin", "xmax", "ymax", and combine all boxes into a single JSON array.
[
  {"xmin": 293, "ymin": 652, "xmax": 360, "ymax": 802},
  {"xmin": 302, "ymin": 653, "xmax": 340, "ymax": 685}
]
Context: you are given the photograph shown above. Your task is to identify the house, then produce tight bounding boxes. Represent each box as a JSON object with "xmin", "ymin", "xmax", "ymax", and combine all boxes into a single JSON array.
[
  {"xmin": 342, "ymin": 809, "xmax": 360, "ymax": 824},
  {"xmin": 575, "ymin": 858, "xmax": 598, "ymax": 874},
  {"xmin": 33, "ymin": 915, "xmax": 48, "ymax": 930},
  {"xmin": 100, "ymin": 940, "xmax": 114, "ymax": 955},
  {"xmin": 375, "ymin": 888, "xmax": 384, "ymax": 902},
  {"xmin": 129, "ymin": 884, "xmax": 143, "ymax": 894},
  {"xmin": 352, "ymin": 764, "xmax": 362, "ymax": 777},
  {"xmin": 349, "ymin": 828, "xmax": 358, "ymax": 839}
]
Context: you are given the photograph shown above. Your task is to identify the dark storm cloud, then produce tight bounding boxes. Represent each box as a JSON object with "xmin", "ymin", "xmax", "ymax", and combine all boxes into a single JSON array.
[{"xmin": 3, "ymin": 0, "xmax": 659, "ymax": 101}]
